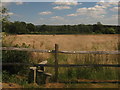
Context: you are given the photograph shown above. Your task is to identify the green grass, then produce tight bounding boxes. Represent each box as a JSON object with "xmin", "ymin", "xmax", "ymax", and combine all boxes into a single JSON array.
[{"xmin": 45, "ymin": 53, "xmax": 119, "ymax": 82}]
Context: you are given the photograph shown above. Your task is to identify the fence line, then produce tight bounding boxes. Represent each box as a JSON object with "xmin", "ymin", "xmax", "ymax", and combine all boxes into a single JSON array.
[
  {"xmin": 1, "ymin": 47, "xmax": 120, "ymax": 54},
  {"xmin": 2, "ymin": 63, "xmax": 120, "ymax": 67},
  {"xmin": 1, "ymin": 44, "xmax": 120, "ymax": 83},
  {"xmin": 59, "ymin": 81, "xmax": 120, "ymax": 84}
]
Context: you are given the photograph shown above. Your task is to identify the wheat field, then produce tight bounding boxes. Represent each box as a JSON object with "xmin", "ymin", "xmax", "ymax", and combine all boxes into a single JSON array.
[
  {"xmin": 3, "ymin": 34, "xmax": 119, "ymax": 64},
  {"xmin": 3, "ymin": 34, "xmax": 119, "ymax": 51}
]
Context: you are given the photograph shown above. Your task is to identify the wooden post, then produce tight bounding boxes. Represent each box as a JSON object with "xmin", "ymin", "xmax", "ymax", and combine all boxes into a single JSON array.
[
  {"xmin": 34, "ymin": 69, "xmax": 36, "ymax": 84},
  {"xmin": 54, "ymin": 44, "xmax": 59, "ymax": 82},
  {"xmin": 29, "ymin": 67, "xmax": 37, "ymax": 84}
]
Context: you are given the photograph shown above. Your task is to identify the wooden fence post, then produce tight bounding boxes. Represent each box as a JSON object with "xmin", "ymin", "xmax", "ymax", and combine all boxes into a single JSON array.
[{"xmin": 54, "ymin": 44, "xmax": 59, "ymax": 82}]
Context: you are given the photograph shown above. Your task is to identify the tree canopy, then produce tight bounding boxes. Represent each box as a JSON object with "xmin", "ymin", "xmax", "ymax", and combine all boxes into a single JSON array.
[{"xmin": 2, "ymin": 21, "xmax": 119, "ymax": 34}]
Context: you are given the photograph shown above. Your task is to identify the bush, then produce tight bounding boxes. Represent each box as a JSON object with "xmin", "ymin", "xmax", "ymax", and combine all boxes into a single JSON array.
[
  {"xmin": 2, "ymin": 70, "xmax": 28, "ymax": 85},
  {"xmin": 2, "ymin": 43, "xmax": 31, "ymax": 75},
  {"xmin": 2, "ymin": 50, "xmax": 30, "ymax": 74}
]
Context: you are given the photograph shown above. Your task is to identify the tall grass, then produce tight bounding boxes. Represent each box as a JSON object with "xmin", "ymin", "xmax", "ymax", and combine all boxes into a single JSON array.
[{"xmin": 46, "ymin": 53, "xmax": 119, "ymax": 81}]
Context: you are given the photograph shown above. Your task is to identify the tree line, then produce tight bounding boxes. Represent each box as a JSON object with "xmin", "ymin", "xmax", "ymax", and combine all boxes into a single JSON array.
[{"xmin": 2, "ymin": 21, "xmax": 120, "ymax": 34}]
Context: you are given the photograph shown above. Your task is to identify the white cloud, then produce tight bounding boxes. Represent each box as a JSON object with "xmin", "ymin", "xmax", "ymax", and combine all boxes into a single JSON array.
[
  {"xmin": 39, "ymin": 11, "xmax": 52, "ymax": 15},
  {"xmin": 53, "ymin": 1, "xmax": 81, "ymax": 6},
  {"xmin": 51, "ymin": 16, "xmax": 64, "ymax": 20},
  {"xmin": 8, "ymin": 12, "xmax": 14, "ymax": 15},
  {"xmin": 16, "ymin": 2, "xmax": 23, "ymax": 5},
  {"xmin": 76, "ymin": 7, "xmax": 88, "ymax": 15},
  {"xmin": 89, "ymin": 5, "xmax": 106, "ymax": 16},
  {"xmin": 67, "ymin": 14, "xmax": 77, "ymax": 16},
  {"xmin": 53, "ymin": 6, "xmax": 71, "ymax": 10},
  {"xmin": 97, "ymin": 2, "xmax": 118, "ymax": 8},
  {"xmin": 35, "ymin": 14, "xmax": 118, "ymax": 25},
  {"xmin": 67, "ymin": 4, "xmax": 107, "ymax": 18}
]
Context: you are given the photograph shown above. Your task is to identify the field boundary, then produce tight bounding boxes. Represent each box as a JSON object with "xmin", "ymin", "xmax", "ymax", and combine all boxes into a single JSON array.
[
  {"xmin": 2, "ymin": 44, "xmax": 120, "ymax": 83},
  {"xmin": 1, "ymin": 47, "xmax": 120, "ymax": 54}
]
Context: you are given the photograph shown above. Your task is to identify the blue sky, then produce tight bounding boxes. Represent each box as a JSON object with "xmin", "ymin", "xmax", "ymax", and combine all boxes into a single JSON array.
[{"xmin": 4, "ymin": 2, "xmax": 119, "ymax": 25}]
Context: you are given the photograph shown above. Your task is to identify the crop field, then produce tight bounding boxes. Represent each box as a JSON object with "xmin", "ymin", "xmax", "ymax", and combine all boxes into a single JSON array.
[
  {"xmin": 3, "ymin": 34, "xmax": 119, "ymax": 51},
  {"xmin": 3, "ymin": 34, "xmax": 119, "ymax": 62},
  {"xmin": 2, "ymin": 34, "xmax": 120, "ymax": 88}
]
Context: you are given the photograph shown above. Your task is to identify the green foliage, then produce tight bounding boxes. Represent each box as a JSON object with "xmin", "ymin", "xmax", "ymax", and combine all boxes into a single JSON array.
[
  {"xmin": 4, "ymin": 21, "xmax": 29, "ymax": 34},
  {"xmin": 103, "ymin": 28, "xmax": 116, "ymax": 34},
  {"xmin": 58, "ymin": 54, "xmax": 118, "ymax": 81},
  {"xmin": 2, "ymin": 50, "xmax": 30, "ymax": 74},
  {"xmin": 2, "ymin": 70, "xmax": 28, "ymax": 85},
  {"xmin": 2, "ymin": 71, "xmax": 10, "ymax": 82},
  {"xmin": 1, "ymin": 7, "xmax": 9, "ymax": 23},
  {"xmin": 27, "ymin": 23, "xmax": 36, "ymax": 32},
  {"xmin": 67, "ymin": 68, "xmax": 77, "ymax": 80},
  {"xmin": 2, "ymin": 43, "xmax": 32, "ymax": 87},
  {"xmin": 58, "ymin": 67, "xmax": 118, "ymax": 81},
  {"xmin": 47, "ymin": 54, "xmax": 68, "ymax": 64},
  {"xmin": 2, "ymin": 43, "xmax": 31, "ymax": 74},
  {"xmin": 1, "ymin": 7, "xmax": 10, "ymax": 32},
  {"xmin": 2, "ymin": 21, "xmax": 119, "ymax": 34}
]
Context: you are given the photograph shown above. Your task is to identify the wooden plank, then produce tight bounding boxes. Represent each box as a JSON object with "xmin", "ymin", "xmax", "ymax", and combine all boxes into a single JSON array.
[
  {"xmin": 38, "ymin": 60, "xmax": 47, "ymax": 64},
  {"xmin": 30, "ymin": 67, "xmax": 37, "ymax": 70},
  {"xmin": 59, "ymin": 81, "xmax": 120, "ymax": 84},
  {"xmin": 2, "ymin": 63, "xmax": 32, "ymax": 66},
  {"xmin": 37, "ymin": 70, "xmax": 44, "ymax": 73},
  {"xmin": 2, "ymin": 63, "xmax": 120, "ymax": 67},
  {"xmin": 1, "ymin": 47, "xmax": 120, "ymax": 54},
  {"xmin": 34, "ymin": 68, "xmax": 37, "ymax": 84},
  {"xmin": 59, "ymin": 51, "xmax": 120, "ymax": 54},
  {"xmin": 56, "ymin": 64, "xmax": 120, "ymax": 67},
  {"xmin": 1, "ymin": 47, "xmax": 52, "ymax": 53},
  {"xmin": 38, "ymin": 61, "xmax": 48, "ymax": 71},
  {"xmin": 44, "ymin": 73, "xmax": 52, "ymax": 76},
  {"xmin": 29, "ymin": 67, "xmax": 37, "ymax": 84}
]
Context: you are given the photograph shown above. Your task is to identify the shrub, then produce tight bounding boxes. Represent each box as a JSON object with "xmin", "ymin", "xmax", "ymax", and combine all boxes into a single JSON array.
[{"xmin": 2, "ymin": 43, "xmax": 31, "ymax": 75}]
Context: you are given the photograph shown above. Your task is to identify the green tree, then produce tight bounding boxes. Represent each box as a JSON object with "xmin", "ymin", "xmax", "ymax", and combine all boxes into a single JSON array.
[
  {"xmin": 39, "ymin": 24, "xmax": 47, "ymax": 33},
  {"xmin": 1, "ymin": 7, "xmax": 9, "ymax": 23},
  {"xmin": 5, "ymin": 21, "xmax": 29, "ymax": 34},
  {"xmin": 27, "ymin": 23, "xmax": 36, "ymax": 32},
  {"xmin": 1, "ymin": 7, "xmax": 10, "ymax": 32},
  {"xmin": 104, "ymin": 27, "xmax": 116, "ymax": 34},
  {"xmin": 14, "ymin": 21, "xmax": 28, "ymax": 34},
  {"xmin": 93, "ymin": 22, "xmax": 104, "ymax": 34}
]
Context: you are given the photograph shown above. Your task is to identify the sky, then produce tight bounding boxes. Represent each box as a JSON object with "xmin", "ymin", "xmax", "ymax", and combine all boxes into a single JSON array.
[{"xmin": 3, "ymin": 1, "xmax": 119, "ymax": 25}]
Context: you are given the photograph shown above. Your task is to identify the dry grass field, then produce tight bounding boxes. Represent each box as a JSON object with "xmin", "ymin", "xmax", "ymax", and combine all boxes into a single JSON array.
[
  {"xmin": 3, "ymin": 34, "xmax": 119, "ymax": 64},
  {"xmin": 3, "ymin": 34, "xmax": 119, "ymax": 51}
]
